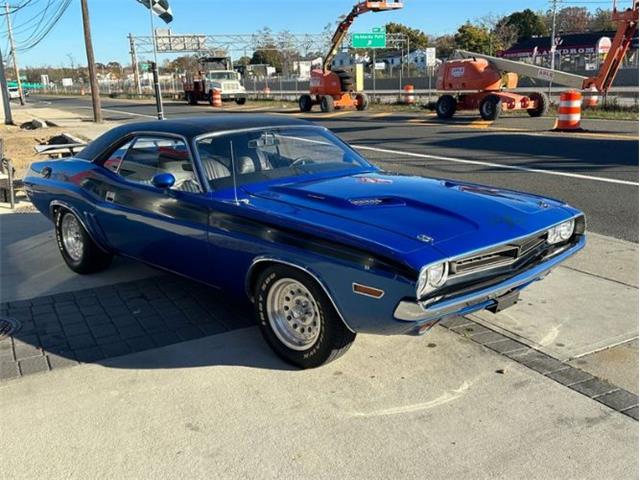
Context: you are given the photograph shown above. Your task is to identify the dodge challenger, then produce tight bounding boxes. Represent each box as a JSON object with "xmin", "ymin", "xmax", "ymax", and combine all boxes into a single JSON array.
[{"xmin": 24, "ymin": 116, "xmax": 586, "ymax": 368}]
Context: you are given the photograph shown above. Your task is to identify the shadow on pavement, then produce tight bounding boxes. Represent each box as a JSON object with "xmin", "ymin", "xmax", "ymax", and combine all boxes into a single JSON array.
[{"xmin": 1, "ymin": 269, "xmax": 296, "ymax": 381}]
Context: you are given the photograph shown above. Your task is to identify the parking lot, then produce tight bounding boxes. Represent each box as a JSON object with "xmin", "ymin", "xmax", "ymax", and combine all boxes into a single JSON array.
[{"xmin": 0, "ymin": 95, "xmax": 638, "ymax": 479}]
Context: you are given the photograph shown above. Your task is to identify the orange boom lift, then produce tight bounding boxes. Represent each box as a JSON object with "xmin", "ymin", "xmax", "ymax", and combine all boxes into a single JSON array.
[
  {"xmin": 299, "ymin": 1, "xmax": 403, "ymax": 113},
  {"xmin": 434, "ymin": 0, "xmax": 638, "ymax": 120}
]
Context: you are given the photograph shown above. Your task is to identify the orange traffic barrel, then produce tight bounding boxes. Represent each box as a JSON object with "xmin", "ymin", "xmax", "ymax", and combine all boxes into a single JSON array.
[
  {"xmin": 555, "ymin": 90, "xmax": 582, "ymax": 131},
  {"xmin": 211, "ymin": 88, "xmax": 222, "ymax": 108},
  {"xmin": 583, "ymin": 86, "xmax": 599, "ymax": 108},
  {"xmin": 403, "ymin": 84, "xmax": 415, "ymax": 104}
]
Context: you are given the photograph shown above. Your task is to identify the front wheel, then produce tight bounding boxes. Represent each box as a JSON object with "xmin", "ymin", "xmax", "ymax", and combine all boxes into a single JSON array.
[
  {"xmin": 355, "ymin": 92, "xmax": 369, "ymax": 111},
  {"xmin": 436, "ymin": 95, "xmax": 456, "ymax": 119},
  {"xmin": 527, "ymin": 92, "xmax": 549, "ymax": 117},
  {"xmin": 55, "ymin": 209, "xmax": 113, "ymax": 274},
  {"xmin": 320, "ymin": 95, "xmax": 335, "ymax": 113},
  {"xmin": 299, "ymin": 94, "xmax": 313, "ymax": 112},
  {"xmin": 254, "ymin": 265, "xmax": 356, "ymax": 368},
  {"xmin": 479, "ymin": 94, "xmax": 502, "ymax": 120}
]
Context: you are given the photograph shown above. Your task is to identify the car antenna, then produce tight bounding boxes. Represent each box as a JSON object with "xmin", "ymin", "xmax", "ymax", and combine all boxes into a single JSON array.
[{"xmin": 229, "ymin": 139, "xmax": 240, "ymax": 206}]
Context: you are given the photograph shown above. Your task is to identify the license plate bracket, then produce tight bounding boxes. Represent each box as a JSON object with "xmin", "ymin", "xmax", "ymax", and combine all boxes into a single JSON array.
[{"xmin": 487, "ymin": 289, "xmax": 520, "ymax": 313}]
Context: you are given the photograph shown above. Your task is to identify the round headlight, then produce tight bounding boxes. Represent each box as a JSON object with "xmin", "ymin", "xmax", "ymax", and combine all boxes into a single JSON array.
[
  {"xmin": 417, "ymin": 262, "xmax": 449, "ymax": 298},
  {"xmin": 547, "ymin": 219, "xmax": 575, "ymax": 244},
  {"xmin": 558, "ymin": 219, "xmax": 575, "ymax": 241}
]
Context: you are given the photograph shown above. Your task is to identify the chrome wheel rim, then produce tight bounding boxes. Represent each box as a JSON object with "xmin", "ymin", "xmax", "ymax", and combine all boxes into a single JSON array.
[
  {"xmin": 266, "ymin": 278, "xmax": 320, "ymax": 351},
  {"xmin": 61, "ymin": 213, "xmax": 83, "ymax": 261}
]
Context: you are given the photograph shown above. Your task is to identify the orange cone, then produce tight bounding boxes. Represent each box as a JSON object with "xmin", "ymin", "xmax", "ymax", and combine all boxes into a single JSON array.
[
  {"xmin": 554, "ymin": 90, "xmax": 583, "ymax": 131},
  {"xmin": 403, "ymin": 84, "xmax": 415, "ymax": 105},
  {"xmin": 211, "ymin": 88, "xmax": 222, "ymax": 108},
  {"xmin": 583, "ymin": 86, "xmax": 599, "ymax": 108}
]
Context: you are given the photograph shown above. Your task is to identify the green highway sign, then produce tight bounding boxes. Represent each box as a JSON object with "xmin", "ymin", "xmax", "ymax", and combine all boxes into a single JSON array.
[
  {"xmin": 352, "ymin": 32, "xmax": 386, "ymax": 49},
  {"xmin": 140, "ymin": 63, "xmax": 150, "ymax": 72}
]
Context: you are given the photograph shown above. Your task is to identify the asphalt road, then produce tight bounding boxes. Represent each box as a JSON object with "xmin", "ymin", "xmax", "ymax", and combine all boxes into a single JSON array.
[{"xmin": 26, "ymin": 95, "xmax": 640, "ymax": 242}]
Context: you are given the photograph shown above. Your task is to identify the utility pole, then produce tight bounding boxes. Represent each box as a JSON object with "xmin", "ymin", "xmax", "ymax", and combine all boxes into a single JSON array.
[
  {"xmin": 5, "ymin": 3, "xmax": 25, "ymax": 105},
  {"xmin": 548, "ymin": 0, "xmax": 559, "ymax": 97},
  {"xmin": 0, "ymin": 43, "xmax": 13, "ymax": 124},
  {"xmin": 148, "ymin": 6, "xmax": 164, "ymax": 120},
  {"xmin": 80, "ymin": 0, "xmax": 102, "ymax": 123},
  {"xmin": 129, "ymin": 33, "xmax": 142, "ymax": 94}
]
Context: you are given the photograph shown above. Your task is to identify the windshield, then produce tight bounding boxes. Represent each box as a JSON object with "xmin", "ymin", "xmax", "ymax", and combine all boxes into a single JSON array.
[
  {"xmin": 195, "ymin": 127, "xmax": 372, "ymax": 191},
  {"xmin": 206, "ymin": 72, "xmax": 237, "ymax": 81}
]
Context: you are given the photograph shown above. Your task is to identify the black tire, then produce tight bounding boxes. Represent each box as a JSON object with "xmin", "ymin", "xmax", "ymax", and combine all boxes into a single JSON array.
[
  {"xmin": 254, "ymin": 265, "xmax": 356, "ymax": 369},
  {"xmin": 479, "ymin": 94, "xmax": 502, "ymax": 120},
  {"xmin": 54, "ymin": 209, "xmax": 113, "ymax": 274},
  {"xmin": 435, "ymin": 95, "xmax": 457, "ymax": 119},
  {"xmin": 527, "ymin": 92, "xmax": 549, "ymax": 117},
  {"xmin": 235, "ymin": 97, "xmax": 247, "ymax": 105},
  {"xmin": 187, "ymin": 92, "xmax": 197, "ymax": 105},
  {"xmin": 299, "ymin": 94, "xmax": 313, "ymax": 112},
  {"xmin": 320, "ymin": 95, "xmax": 335, "ymax": 113},
  {"xmin": 355, "ymin": 92, "xmax": 369, "ymax": 111}
]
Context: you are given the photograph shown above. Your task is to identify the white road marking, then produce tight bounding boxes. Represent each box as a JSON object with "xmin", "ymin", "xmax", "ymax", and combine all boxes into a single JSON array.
[
  {"xmin": 353, "ymin": 381, "xmax": 471, "ymax": 417},
  {"xmin": 355, "ymin": 145, "xmax": 639, "ymax": 187},
  {"xmin": 78, "ymin": 106, "xmax": 157, "ymax": 119}
]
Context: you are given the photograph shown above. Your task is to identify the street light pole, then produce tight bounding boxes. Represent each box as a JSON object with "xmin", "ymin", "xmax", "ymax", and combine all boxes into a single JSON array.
[
  {"xmin": 548, "ymin": 0, "xmax": 559, "ymax": 97},
  {"xmin": 5, "ymin": 3, "xmax": 24, "ymax": 105},
  {"xmin": 80, "ymin": 0, "xmax": 102, "ymax": 123},
  {"xmin": 0, "ymin": 42, "xmax": 13, "ymax": 124},
  {"xmin": 148, "ymin": 5, "xmax": 164, "ymax": 120}
]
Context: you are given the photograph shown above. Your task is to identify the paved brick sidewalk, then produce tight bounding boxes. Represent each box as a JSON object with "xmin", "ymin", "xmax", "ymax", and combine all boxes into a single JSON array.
[{"xmin": 0, "ymin": 275, "xmax": 254, "ymax": 381}]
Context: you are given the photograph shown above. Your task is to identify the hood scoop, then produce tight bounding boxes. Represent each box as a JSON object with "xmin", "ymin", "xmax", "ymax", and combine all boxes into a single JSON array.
[{"xmin": 348, "ymin": 196, "xmax": 406, "ymax": 208}]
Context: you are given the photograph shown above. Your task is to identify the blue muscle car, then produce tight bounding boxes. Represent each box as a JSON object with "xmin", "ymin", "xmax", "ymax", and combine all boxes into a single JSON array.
[{"xmin": 24, "ymin": 116, "xmax": 586, "ymax": 368}]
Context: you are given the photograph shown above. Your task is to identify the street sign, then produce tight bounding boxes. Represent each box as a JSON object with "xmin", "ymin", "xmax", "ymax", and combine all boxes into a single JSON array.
[
  {"xmin": 352, "ymin": 32, "xmax": 386, "ymax": 49},
  {"xmin": 425, "ymin": 47, "xmax": 437, "ymax": 67},
  {"xmin": 374, "ymin": 62, "xmax": 386, "ymax": 70},
  {"xmin": 140, "ymin": 63, "xmax": 150, "ymax": 72}
]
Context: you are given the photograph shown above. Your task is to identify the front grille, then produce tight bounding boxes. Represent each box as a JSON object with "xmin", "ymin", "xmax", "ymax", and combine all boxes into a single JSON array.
[{"xmin": 450, "ymin": 233, "xmax": 548, "ymax": 277}]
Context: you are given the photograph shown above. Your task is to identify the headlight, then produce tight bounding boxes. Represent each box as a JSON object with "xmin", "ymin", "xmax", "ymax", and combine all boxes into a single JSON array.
[
  {"xmin": 417, "ymin": 262, "xmax": 449, "ymax": 299},
  {"xmin": 547, "ymin": 219, "xmax": 575, "ymax": 244}
]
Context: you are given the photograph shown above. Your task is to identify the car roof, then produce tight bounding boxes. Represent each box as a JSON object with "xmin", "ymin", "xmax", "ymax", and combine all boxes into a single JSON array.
[{"xmin": 77, "ymin": 115, "xmax": 315, "ymax": 162}]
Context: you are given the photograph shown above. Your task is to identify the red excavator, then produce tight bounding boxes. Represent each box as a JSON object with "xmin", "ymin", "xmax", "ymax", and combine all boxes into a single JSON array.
[
  {"xmin": 299, "ymin": 1, "xmax": 403, "ymax": 113},
  {"xmin": 434, "ymin": 0, "xmax": 638, "ymax": 120}
]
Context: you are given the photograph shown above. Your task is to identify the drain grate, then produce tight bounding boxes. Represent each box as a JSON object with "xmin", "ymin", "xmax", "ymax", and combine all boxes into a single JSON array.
[{"xmin": 0, "ymin": 317, "xmax": 21, "ymax": 341}]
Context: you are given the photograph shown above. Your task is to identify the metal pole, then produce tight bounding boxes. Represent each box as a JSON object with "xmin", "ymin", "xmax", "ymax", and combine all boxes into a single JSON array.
[
  {"xmin": 548, "ymin": 0, "xmax": 558, "ymax": 97},
  {"xmin": 148, "ymin": 6, "xmax": 164, "ymax": 120},
  {"xmin": 5, "ymin": 3, "xmax": 24, "ymax": 105},
  {"xmin": 129, "ymin": 34, "xmax": 142, "ymax": 95},
  {"xmin": 372, "ymin": 48, "xmax": 376, "ymax": 101},
  {"xmin": 0, "ymin": 43, "xmax": 13, "ymax": 124},
  {"xmin": 80, "ymin": 0, "xmax": 102, "ymax": 123}
]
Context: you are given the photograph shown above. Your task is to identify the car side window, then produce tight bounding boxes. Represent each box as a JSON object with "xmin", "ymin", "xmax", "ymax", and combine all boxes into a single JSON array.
[
  {"xmin": 103, "ymin": 140, "xmax": 133, "ymax": 173},
  {"xmin": 117, "ymin": 136, "xmax": 202, "ymax": 193}
]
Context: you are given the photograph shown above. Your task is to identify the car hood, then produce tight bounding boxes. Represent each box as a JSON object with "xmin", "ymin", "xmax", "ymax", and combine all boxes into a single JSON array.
[{"xmin": 243, "ymin": 172, "xmax": 578, "ymax": 271}]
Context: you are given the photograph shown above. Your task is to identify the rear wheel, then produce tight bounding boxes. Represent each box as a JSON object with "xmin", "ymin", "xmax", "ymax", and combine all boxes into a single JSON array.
[
  {"xmin": 235, "ymin": 97, "xmax": 247, "ymax": 105},
  {"xmin": 254, "ymin": 265, "xmax": 356, "ymax": 369},
  {"xmin": 527, "ymin": 92, "xmax": 549, "ymax": 117},
  {"xmin": 355, "ymin": 92, "xmax": 369, "ymax": 111},
  {"xmin": 479, "ymin": 94, "xmax": 502, "ymax": 120},
  {"xmin": 299, "ymin": 94, "xmax": 313, "ymax": 112},
  {"xmin": 55, "ymin": 209, "xmax": 112, "ymax": 274},
  {"xmin": 186, "ymin": 92, "xmax": 197, "ymax": 105},
  {"xmin": 320, "ymin": 95, "xmax": 335, "ymax": 113},
  {"xmin": 436, "ymin": 95, "xmax": 457, "ymax": 119}
]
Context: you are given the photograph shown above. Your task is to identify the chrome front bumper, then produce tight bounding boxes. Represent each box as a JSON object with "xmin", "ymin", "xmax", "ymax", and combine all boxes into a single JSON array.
[{"xmin": 394, "ymin": 235, "xmax": 586, "ymax": 324}]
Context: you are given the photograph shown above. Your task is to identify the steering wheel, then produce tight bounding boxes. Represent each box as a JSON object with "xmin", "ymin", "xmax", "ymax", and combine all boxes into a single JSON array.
[{"xmin": 291, "ymin": 157, "xmax": 315, "ymax": 167}]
